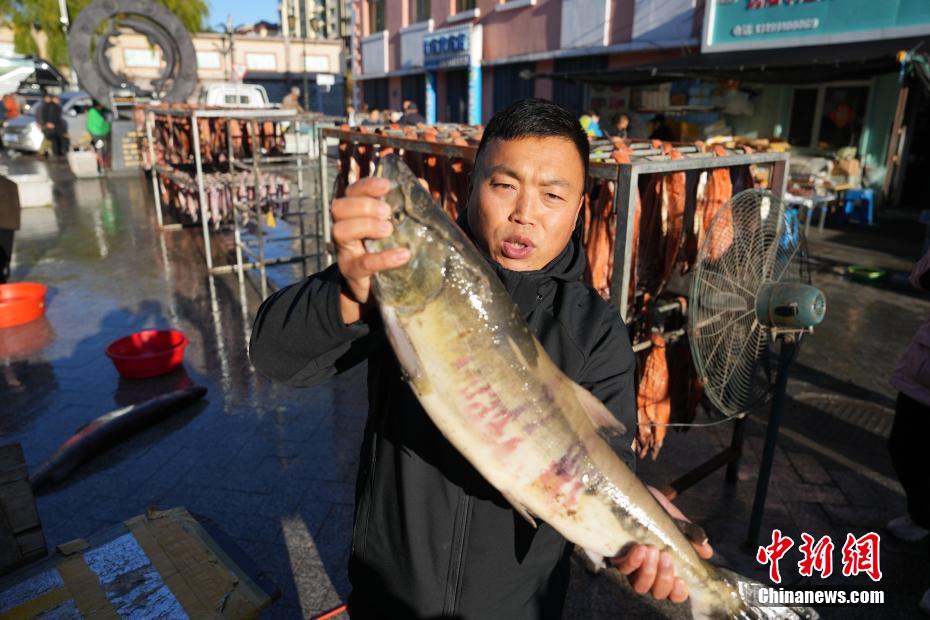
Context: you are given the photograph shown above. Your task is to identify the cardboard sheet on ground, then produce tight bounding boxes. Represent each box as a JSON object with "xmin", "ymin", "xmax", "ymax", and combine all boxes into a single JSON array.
[{"xmin": 0, "ymin": 507, "xmax": 277, "ymax": 618}]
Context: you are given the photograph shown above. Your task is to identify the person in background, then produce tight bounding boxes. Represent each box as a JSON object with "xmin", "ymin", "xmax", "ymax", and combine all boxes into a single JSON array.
[
  {"xmin": 2, "ymin": 94, "xmax": 19, "ymax": 120},
  {"xmin": 0, "ymin": 190, "xmax": 17, "ymax": 283},
  {"xmin": 281, "ymin": 86, "xmax": 304, "ymax": 112},
  {"xmin": 35, "ymin": 94, "xmax": 61, "ymax": 158},
  {"xmin": 579, "ymin": 109, "xmax": 603, "ymax": 138},
  {"xmin": 889, "ymin": 249, "xmax": 930, "ymax": 616},
  {"xmin": 648, "ymin": 114, "xmax": 675, "ymax": 142},
  {"xmin": 400, "ymin": 102, "xmax": 425, "ymax": 125},
  {"xmin": 346, "ymin": 104, "xmax": 357, "ymax": 127},
  {"xmin": 608, "ymin": 112, "xmax": 630, "ymax": 139},
  {"xmin": 362, "ymin": 108, "xmax": 382, "ymax": 126},
  {"xmin": 87, "ymin": 100, "xmax": 111, "ymax": 170}
]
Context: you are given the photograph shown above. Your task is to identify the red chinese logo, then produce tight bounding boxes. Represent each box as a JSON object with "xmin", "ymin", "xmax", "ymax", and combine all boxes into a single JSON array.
[
  {"xmin": 841, "ymin": 532, "xmax": 882, "ymax": 582},
  {"xmin": 798, "ymin": 534, "xmax": 834, "ymax": 578},
  {"xmin": 756, "ymin": 529, "xmax": 794, "ymax": 583}
]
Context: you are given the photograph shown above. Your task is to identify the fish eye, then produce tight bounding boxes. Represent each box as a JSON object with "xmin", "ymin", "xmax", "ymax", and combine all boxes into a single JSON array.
[{"xmin": 392, "ymin": 210, "xmax": 403, "ymax": 222}]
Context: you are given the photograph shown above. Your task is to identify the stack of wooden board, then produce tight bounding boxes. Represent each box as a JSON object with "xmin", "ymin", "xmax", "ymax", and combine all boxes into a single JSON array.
[
  {"xmin": 0, "ymin": 507, "xmax": 276, "ymax": 618},
  {"xmin": 0, "ymin": 444, "xmax": 46, "ymax": 577}
]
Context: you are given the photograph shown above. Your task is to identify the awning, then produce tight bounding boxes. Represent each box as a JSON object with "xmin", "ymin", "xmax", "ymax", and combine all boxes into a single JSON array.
[{"xmin": 528, "ymin": 37, "xmax": 928, "ymax": 86}]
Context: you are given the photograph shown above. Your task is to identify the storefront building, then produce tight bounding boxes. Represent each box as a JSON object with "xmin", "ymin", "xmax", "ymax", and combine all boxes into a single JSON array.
[
  {"xmin": 532, "ymin": 0, "xmax": 930, "ymax": 205},
  {"xmin": 350, "ymin": 0, "xmax": 702, "ymax": 124},
  {"xmin": 702, "ymin": 0, "xmax": 930, "ymax": 206}
]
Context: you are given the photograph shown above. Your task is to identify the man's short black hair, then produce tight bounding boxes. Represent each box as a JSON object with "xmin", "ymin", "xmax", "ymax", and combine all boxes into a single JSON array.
[
  {"xmin": 475, "ymin": 98, "xmax": 589, "ymax": 180},
  {"xmin": 407, "ymin": 102, "xmax": 418, "ymax": 112}
]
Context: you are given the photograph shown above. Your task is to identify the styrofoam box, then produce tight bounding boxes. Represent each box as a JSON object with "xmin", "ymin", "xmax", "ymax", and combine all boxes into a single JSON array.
[
  {"xmin": 67, "ymin": 150, "xmax": 101, "ymax": 178},
  {"xmin": 0, "ymin": 173, "xmax": 52, "ymax": 208}
]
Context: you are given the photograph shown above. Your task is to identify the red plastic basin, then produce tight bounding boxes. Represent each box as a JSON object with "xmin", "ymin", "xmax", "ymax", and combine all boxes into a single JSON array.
[
  {"xmin": 0, "ymin": 283, "xmax": 48, "ymax": 329},
  {"xmin": 106, "ymin": 329, "xmax": 189, "ymax": 379}
]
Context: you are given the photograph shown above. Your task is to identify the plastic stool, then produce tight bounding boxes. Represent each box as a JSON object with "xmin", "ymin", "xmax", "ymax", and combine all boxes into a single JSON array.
[{"xmin": 842, "ymin": 189, "xmax": 874, "ymax": 225}]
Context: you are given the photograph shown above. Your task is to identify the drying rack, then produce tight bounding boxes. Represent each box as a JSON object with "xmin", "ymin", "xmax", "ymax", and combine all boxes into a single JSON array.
[
  {"xmin": 316, "ymin": 127, "xmax": 795, "ymax": 528},
  {"xmin": 145, "ymin": 107, "xmax": 339, "ymax": 297},
  {"xmin": 318, "ymin": 128, "xmax": 789, "ymax": 327}
]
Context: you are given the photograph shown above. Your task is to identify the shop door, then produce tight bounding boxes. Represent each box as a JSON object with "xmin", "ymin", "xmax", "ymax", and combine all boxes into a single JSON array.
[
  {"xmin": 493, "ymin": 63, "xmax": 534, "ymax": 113},
  {"xmin": 446, "ymin": 69, "xmax": 468, "ymax": 123},
  {"xmin": 895, "ymin": 88, "xmax": 930, "ymax": 209},
  {"xmin": 401, "ymin": 74, "xmax": 425, "ymax": 116},
  {"xmin": 788, "ymin": 88, "xmax": 818, "ymax": 146}
]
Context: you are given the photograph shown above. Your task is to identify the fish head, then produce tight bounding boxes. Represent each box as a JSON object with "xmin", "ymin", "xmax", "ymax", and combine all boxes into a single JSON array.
[{"xmin": 369, "ymin": 154, "xmax": 449, "ymax": 310}]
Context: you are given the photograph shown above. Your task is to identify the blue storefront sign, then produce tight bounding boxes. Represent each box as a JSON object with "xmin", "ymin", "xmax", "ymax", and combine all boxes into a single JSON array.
[
  {"xmin": 423, "ymin": 24, "xmax": 473, "ymax": 69},
  {"xmin": 423, "ymin": 24, "xmax": 483, "ymax": 125},
  {"xmin": 703, "ymin": 0, "xmax": 930, "ymax": 53}
]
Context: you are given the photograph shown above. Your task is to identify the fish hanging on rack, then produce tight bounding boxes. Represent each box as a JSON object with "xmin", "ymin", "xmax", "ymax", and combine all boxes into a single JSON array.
[
  {"xmin": 421, "ymin": 127, "xmax": 447, "ymax": 209},
  {"xmin": 636, "ymin": 331, "xmax": 670, "ymax": 460},
  {"xmin": 660, "ymin": 148, "xmax": 687, "ymax": 288},
  {"xmin": 637, "ymin": 174, "xmax": 665, "ymax": 300},
  {"xmin": 699, "ymin": 146, "xmax": 735, "ymax": 262},
  {"xmin": 442, "ymin": 135, "xmax": 472, "ymax": 221}
]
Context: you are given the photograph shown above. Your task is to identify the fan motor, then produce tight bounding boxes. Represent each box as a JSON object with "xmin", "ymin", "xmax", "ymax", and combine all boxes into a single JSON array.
[{"xmin": 755, "ymin": 282, "xmax": 826, "ymax": 330}]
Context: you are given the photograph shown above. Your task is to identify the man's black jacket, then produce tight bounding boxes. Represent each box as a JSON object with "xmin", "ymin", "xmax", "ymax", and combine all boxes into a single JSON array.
[{"xmin": 249, "ymin": 219, "xmax": 636, "ymax": 619}]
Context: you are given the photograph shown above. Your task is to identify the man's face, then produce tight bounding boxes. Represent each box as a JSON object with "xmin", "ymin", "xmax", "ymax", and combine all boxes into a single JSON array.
[
  {"xmin": 619, "ymin": 117, "xmax": 629, "ymax": 130},
  {"xmin": 467, "ymin": 136, "xmax": 585, "ymax": 272}
]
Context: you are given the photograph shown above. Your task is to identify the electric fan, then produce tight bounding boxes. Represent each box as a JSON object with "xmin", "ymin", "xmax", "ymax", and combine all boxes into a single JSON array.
[{"xmin": 688, "ymin": 188, "xmax": 826, "ymax": 544}]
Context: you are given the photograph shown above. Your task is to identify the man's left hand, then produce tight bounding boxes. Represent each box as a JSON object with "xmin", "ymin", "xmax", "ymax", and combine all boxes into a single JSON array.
[{"xmin": 609, "ymin": 487, "xmax": 713, "ymax": 603}]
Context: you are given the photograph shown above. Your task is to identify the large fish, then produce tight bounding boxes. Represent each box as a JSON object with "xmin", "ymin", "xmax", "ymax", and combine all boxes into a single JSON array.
[{"xmin": 366, "ymin": 154, "xmax": 815, "ymax": 620}]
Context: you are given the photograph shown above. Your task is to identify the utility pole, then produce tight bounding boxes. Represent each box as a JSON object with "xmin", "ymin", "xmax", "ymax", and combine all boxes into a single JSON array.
[
  {"xmin": 226, "ymin": 15, "xmax": 235, "ymax": 82},
  {"xmin": 58, "ymin": 0, "xmax": 79, "ymax": 88}
]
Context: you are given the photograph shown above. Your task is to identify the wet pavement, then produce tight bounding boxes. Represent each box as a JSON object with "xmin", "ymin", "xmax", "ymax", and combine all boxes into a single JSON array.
[{"xmin": 2, "ymin": 157, "xmax": 929, "ymax": 619}]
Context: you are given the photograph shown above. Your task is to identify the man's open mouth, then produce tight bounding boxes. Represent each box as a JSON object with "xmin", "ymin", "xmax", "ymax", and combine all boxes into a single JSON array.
[{"xmin": 501, "ymin": 236, "xmax": 535, "ymax": 260}]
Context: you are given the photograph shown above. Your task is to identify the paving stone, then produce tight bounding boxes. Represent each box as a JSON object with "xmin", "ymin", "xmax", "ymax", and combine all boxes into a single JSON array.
[
  {"xmin": 786, "ymin": 451, "xmax": 833, "ymax": 485},
  {"xmin": 771, "ymin": 481, "xmax": 848, "ymax": 505}
]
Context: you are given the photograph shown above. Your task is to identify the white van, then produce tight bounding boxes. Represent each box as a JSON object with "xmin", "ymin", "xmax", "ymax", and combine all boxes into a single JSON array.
[{"xmin": 197, "ymin": 83, "xmax": 271, "ymax": 108}]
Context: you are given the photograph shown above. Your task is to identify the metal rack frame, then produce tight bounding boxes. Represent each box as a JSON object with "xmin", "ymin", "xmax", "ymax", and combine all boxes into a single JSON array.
[
  {"xmin": 318, "ymin": 127, "xmax": 789, "ymax": 328},
  {"xmin": 145, "ymin": 107, "xmax": 337, "ymax": 296}
]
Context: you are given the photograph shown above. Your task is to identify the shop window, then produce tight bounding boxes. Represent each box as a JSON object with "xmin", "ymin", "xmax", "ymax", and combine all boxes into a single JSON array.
[
  {"xmin": 368, "ymin": 0, "xmax": 385, "ymax": 32},
  {"xmin": 819, "ymin": 86, "xmax": 868, "ymax": 149},
  {"xmin": 363, "ymin": 78, "xmax": 390, "ymax": 111},
  {"xmin": 456, "ymin": 0, "xmax": 476, "ymax": 11},
  {"xmin": 409, "ymin": 0, "xmax": 430, "ymax": 22},
  {"xmin": 553, "ymin": 55, "xmax": 607, "ymax": 116}
]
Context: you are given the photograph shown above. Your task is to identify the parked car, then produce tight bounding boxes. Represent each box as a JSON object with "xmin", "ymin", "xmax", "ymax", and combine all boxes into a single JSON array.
[
  {"xmin": 0, "ymin": 55, "xmax": 67, "ymax": 99},
  {"xmin": 3, "ymin": 91, "xmax": 93, "ymax": 153},
  {"xmin": 197, "ymin": 83, "xmax": 270, "ymax": 108}
]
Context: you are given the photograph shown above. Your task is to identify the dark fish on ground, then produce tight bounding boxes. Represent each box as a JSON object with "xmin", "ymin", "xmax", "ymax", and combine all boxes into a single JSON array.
[{"xmin": 30, "ymin": 387, "xmax": 207, "ymax": 491}]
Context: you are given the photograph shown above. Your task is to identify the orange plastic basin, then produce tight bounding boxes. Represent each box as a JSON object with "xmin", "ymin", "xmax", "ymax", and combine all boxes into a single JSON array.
[{"xmin": 0, "ymin": 283, "xmax": 48, "ymax": 329}]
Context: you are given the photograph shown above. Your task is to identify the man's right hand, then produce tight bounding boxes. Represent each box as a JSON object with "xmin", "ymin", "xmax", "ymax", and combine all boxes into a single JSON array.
[{"xmin": 332, "ymin": 177, "xmax": 410, "ymax": 324}]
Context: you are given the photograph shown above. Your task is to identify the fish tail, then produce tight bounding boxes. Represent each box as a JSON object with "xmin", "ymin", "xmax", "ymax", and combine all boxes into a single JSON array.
[{"xmin": 690, "ymin": 568, "xmax": 819, "ymax": 620}]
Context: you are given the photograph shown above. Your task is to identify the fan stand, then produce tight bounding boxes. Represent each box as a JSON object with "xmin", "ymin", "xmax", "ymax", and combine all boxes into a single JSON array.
[
  {"xmin": 658, "ymin": 335, "xmax": 802, "ymax": 548},
  {"xmin": 746, "ymin": 335, "xmax": 800, "ymax": 547}
]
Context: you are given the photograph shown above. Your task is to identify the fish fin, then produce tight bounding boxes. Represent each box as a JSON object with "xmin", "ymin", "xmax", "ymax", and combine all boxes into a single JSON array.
[
  {"xmin": 672, "ymin": 517, "xmax": 708, "ymax": 546},
  {"xmin": 501, "ymin": 490, "xmax": 537, "ymax": 528},
  {"xmin": 582, "ymin": 548, "xmax": 606, "ymax": 572},
  {"xmin": 571, "ymin": 382, "xmax": 627, "ymax": 437}
]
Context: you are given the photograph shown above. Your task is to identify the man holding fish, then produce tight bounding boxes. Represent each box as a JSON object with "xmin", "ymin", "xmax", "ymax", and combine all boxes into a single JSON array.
[{"xmin": 251, "ymin": 100, "xmax": 735, "ymax": 619}]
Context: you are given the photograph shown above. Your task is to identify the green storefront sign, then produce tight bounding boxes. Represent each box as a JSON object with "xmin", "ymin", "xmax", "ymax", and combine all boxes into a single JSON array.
[{"xmin": 703, "ymin": 0, "xmax": 930, "ymax": 52}]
